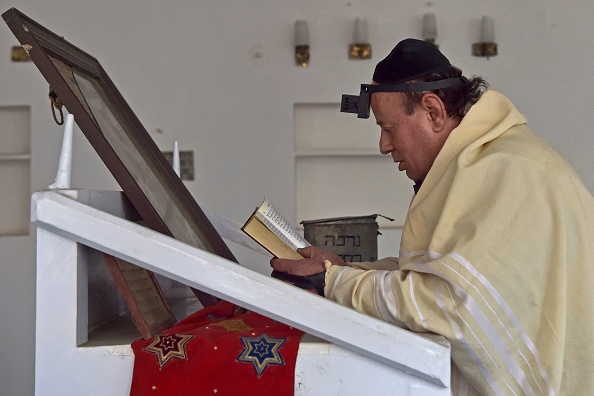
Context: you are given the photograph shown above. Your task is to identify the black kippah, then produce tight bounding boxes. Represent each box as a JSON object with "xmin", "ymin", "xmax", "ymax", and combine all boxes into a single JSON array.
[{"xmin": 373, "ymin": 38, "xmax": 451, "ymax": 83}]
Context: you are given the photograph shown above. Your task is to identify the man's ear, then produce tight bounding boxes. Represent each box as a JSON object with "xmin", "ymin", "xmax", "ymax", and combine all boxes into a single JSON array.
[{"xmin": 420, "ymin": 93, "xmax": 447, "ymax": 132}]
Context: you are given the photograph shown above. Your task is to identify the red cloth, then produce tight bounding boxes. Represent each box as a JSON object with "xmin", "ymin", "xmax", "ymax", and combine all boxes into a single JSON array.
[{"xmin": 130, "ymin": 301, "xmax": 304, "ymax": 395}]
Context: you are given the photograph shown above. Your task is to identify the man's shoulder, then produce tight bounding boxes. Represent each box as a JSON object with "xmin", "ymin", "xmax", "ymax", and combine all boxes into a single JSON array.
[{"xmin": 488, "ymin": 125, "xmax": 572, "ymax": 174}]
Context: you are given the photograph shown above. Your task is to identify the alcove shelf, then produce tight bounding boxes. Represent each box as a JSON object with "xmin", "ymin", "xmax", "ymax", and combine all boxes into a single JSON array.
[
  {"xmin": 0, "ymin": 153, "xmax": 32, "ymax": 161},
  {"xmin": 295, "ymin": 149, "xmax": 382, "ymax": 158},
  {"xmin": 0, "ymin": 105, "xmax": 31, "ymax": 236},
  {"xmin": 294, "ymin": 103, "xmax": 410, "ymax": 232}
]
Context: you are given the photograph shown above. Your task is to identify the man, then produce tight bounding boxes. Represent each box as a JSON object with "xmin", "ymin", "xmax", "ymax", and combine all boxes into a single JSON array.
[{"xmin": 271, "ymin": 38, "xmax": 594, "ymax": 395}]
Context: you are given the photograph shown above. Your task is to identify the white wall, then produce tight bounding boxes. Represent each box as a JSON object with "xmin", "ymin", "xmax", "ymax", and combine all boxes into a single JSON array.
[{"xmin": 1, "ymin": 1, "xmax": 592, "ymax": 394}]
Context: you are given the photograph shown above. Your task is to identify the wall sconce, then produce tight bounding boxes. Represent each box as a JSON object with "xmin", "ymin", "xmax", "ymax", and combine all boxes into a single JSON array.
[
  {"xmin": 472, "ymin": 16, "xmax": 497, "ymax": 58},
  {"xmin": 295, "ymin": 20, "xmax": 310, "ymax": 67},
  {"xmin": 422, "ymin": 13, "xmax": 437, "ymax": 44},
  {"xmin": 11, "ymin": 45, "xmax": 31, "ymax": 62},
  {"xmin": 349, "ymin": 17, "xmax": 372, "ymax": 60}
]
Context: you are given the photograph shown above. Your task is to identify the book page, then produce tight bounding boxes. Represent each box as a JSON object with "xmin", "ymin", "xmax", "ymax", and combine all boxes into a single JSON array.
[
  {"xmin": 242, "ymin": 216, "xmax": 303, "ymax": 259},
  {"xmin": 255, "ymin": 198, "xmax": 310, "ymax": 251}
]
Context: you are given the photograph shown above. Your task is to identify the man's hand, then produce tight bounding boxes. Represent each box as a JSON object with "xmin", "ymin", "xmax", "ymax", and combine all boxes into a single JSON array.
[{"xmin": 270, "ymin": 246, "xmax": 346, "ymax": 276}]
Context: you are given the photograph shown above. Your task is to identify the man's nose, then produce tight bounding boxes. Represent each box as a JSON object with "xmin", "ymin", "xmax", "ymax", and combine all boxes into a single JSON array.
[{"xmin": 379, "ymin": 134, "xmax": 393, "ymax": 155}]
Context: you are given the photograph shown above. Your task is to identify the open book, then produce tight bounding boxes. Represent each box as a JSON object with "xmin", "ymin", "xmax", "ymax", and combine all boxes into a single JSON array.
[{"xmin": 242, "ymin": 198, "xmax": 310, "ymax": 260}]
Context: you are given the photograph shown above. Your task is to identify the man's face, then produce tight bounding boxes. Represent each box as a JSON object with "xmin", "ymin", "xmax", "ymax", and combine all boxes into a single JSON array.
[{"xmin": 370, "ymin": 92, "xmax": 442, "ymax": 183}]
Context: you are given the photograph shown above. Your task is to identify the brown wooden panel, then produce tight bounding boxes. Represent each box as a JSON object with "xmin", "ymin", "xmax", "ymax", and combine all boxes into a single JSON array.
[{"xmin": 3, "ymin": 8, "xmax": 236, "ymax": 310}]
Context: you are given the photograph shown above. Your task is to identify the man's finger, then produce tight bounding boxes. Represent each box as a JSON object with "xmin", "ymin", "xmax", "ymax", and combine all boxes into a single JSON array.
[{"xmin": 270, "ymin": 257, "xmax": 302, "ymax": 274}]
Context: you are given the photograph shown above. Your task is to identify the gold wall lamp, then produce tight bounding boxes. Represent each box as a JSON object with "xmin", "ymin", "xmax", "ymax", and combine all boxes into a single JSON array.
[
  {"xmin": 349, "ymin": 17, "xmax": 371, "ymax": 60},
  {"xmin": 11, "ymin": 45, "xmax": 31, "ymax": 62},
  {"xmin": 295, "ymin": 20, "xmax": 310, "ymax": 67},
  {"xmin": 472, "ymin": 16, "xmax": 497, "ymax": 58}
]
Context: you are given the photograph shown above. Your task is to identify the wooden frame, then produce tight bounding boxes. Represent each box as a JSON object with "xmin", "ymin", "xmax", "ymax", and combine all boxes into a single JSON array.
[
  {"xmin": 103, "ymin": 254, "xmax": 177, "ymax": 338},
  {"xmin": 3, "ymin": 8, "xmax": 236, "ymax": 314}
]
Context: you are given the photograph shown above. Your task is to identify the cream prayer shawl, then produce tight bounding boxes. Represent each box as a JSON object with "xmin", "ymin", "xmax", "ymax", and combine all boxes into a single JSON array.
[{"xmin": 325, "ymin": 91, "xmax": 594, "ymax": 395}]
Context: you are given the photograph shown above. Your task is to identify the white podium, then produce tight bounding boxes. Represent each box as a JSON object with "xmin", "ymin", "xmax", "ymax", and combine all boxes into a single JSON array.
[{"xmin": 32, "ymin": 190, "xmax": 450, "ymax": 395}]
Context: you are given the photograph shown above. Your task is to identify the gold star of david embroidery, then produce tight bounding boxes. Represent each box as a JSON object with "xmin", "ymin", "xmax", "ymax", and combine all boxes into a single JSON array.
[
  {"xmin": 211, "ymin": 319, "xmax": 253, "ymax": 332},
  {"xmin": 237, "ymin": 333, "xmax": 286, "ymax": 377},
  {"xmin": 143, "ymin": 333, "xmax": 194, "ymax": 369}
]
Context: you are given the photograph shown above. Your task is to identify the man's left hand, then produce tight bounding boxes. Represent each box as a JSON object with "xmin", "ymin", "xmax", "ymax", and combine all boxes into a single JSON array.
[{"xmin": 270, "ymin": 246, "xmax": 345, "ymax": 276}]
